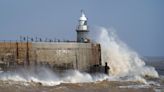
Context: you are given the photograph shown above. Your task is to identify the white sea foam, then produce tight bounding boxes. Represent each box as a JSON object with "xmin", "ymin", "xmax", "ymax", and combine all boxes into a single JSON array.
[{"xmin": 0, "ymin": 68, "xmax": 108, "ymax": 86}]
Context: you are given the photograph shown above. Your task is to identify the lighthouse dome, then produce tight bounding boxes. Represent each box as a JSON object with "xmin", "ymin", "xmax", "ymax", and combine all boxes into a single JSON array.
[{"xmin": 79, "ymin": 11, "xmax": 87, "ymax": 21}]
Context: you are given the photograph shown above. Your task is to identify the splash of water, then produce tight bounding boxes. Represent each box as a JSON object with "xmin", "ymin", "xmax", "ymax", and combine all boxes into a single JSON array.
[
  {"xmin": 0, "ymin": 27, "xmax": 159, "ymax": 86},
  {"xmin": 0, "ymin": 67, "xmax": 108, "ymax": 86},
  {"xmin": 95, "ymin": 27, "xmax": 159, "ymax": 79}
]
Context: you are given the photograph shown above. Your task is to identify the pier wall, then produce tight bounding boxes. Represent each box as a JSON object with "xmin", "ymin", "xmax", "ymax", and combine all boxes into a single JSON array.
[{"xmin": 0, "ymin": 42, "xmax": 101, "ymax": 72}]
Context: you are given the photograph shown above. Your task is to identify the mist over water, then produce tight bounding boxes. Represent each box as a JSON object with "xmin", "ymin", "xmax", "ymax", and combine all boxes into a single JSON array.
[{"xmin": 0, "ymin": 27, "xmax": 159, "ymax": 86}]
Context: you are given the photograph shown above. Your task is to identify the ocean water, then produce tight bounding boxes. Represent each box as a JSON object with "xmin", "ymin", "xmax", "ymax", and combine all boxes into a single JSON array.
[
  {"xmin": 0, "ymin": 67, "xmax": 163, "ymax": 92},
  {"xmin": 0, "ymin": 27, "xmax": 163, "ymax": 92}
]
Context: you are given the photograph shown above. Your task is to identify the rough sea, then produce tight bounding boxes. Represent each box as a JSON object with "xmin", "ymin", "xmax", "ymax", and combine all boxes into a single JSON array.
[{"xmin": 0, "ymin": 27, "xmax": 163, "ymax": 92}]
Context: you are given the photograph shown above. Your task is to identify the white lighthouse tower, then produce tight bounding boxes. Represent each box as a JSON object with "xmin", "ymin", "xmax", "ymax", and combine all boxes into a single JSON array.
[{"xmin": 76, "ymin": 10, "xmax": 89, "ymax": 43}]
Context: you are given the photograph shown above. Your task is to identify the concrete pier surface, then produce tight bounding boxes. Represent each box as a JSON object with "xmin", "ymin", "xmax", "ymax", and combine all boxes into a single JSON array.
[{"xmin": 0, "ymin": 42, "xmax": 101, "ymax": 72}]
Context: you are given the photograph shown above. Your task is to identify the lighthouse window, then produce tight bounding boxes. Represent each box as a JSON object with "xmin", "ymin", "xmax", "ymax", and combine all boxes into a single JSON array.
[{"xmin": 84, "ymin": 21, "xmax": 87, "ymax": 25}]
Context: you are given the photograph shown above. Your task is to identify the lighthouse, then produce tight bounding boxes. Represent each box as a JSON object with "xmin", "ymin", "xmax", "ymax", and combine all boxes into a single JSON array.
[{"xmin": 76, "ymin": 11, "xmax": 89, "ymax": 43}]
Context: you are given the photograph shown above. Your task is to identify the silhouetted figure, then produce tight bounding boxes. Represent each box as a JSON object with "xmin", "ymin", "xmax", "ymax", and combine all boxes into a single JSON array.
[
  {"xmin": 23, "ymin": 37, "xmax": 26, "ymax": 42},
  {"xmin": 40, "ymin": 38, "xmax": 42, "ymax": 42},
  {"xmin": 31, "ymin": 38, "xmax": 34, "ymax": 42},
  {"xmin": 105, "ymin": 62, "xmax": 110, "ymax": 75}
]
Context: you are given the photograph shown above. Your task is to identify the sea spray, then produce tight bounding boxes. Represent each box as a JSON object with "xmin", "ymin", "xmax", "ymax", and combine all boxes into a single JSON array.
[
  {"xmin": 95, "ymin": 27, "xmax": 159, "ymax": 80},
  {"xmin": 0, "ymin": 27, "xmax": 159, "ymax": 86},
  {"xmin": 0, "ymin": 67, "xmax": 61, "ymax": 86},
  {"xmin": 0, "ymin": 67, "xmax": 108, "ymax": 86}
]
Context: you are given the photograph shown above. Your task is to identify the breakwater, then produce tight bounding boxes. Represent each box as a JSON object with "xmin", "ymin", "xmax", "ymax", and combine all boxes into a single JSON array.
[{"xmin": 0, "ymin": 42, "xmax": 101, "ymax": 72}]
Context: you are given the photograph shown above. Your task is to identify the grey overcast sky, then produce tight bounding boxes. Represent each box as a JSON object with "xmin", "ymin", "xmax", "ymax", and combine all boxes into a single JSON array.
[{"xmin": 0, "ymin": 0, "xmax": 164, "ymax": 56}]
